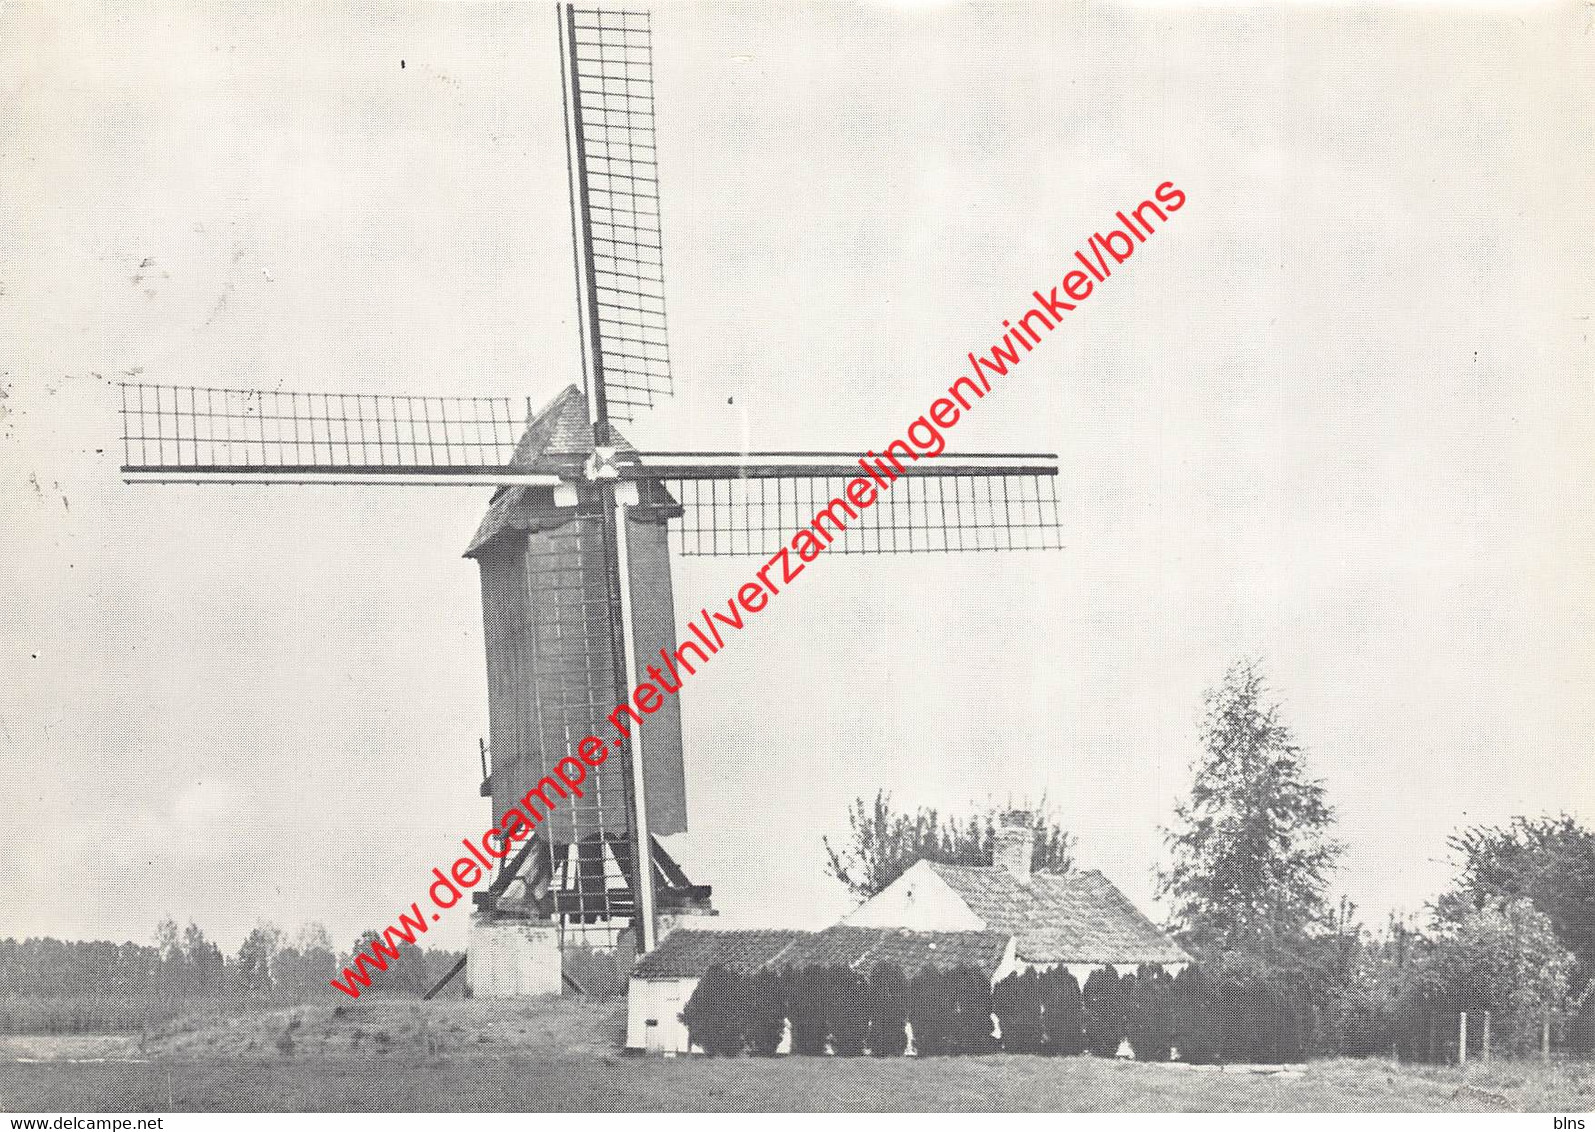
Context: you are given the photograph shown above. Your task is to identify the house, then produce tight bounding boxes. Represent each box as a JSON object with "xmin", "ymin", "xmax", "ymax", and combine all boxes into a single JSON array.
[
  {"xmin": 841, "ymin": 810, "xmax": 1191, "ymax": 984},
  {"xmin": 625, "ymin": 925, "xmax": 1015, "ymax": 1053}
]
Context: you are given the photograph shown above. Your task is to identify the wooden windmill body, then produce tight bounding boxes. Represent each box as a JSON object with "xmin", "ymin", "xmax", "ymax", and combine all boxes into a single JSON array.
[{"xmin": 119, "ymin": 4, "xmax": 1063, "ymax": 989}]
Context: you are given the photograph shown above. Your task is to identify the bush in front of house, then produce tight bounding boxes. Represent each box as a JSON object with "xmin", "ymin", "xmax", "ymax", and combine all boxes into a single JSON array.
[
  {"xmin": 785, "ymin": 964, "xmax": 829, "ymax": 1055},
  {"xmin": 948, "ymin": 964, "xmax": 995, "ymax": 1054},
  {"xmin": 864, "ymin": 961, "xmax": 910, "ymax": 1056},
  {"xmin": 1038, "ymin": 966, "xmax": 1085, "ymax": 1055},
  {"xmin": 826, "ymin": 966, "xmax": 871, "ymax": 1056},
  {"xmin": 1241, "ymin": 970, "xmax": 1309, "ymax": 1064},
  {"xmin": 993, "ymin": 969, "xmax": 1045, "ymax": 1054},
  {"xmin": 1082, "ymin": 965, "xmax": 1128, "ymax": 1057},
  {"xmin": 1201, "ymin": 957, "xmax": 1312, "ymax": 1064},
  {"xmin": 908, "ymin": 966, "xmax": 957, "ymax": 1055},
  {"xmin": 744, "ymin": 966, "xmax": 787, "ymax": 1056},
  {"xmin": 1127, "ymin": 964, "xmax": 1175, "ymax": 1061},
  {"xmin": 1172, "ymin": 963, "xmax": 1218, "ymax": 1064},
  {"xmin": 680, "ymin": 965, "xmax": 746, "ymax": 1056}
]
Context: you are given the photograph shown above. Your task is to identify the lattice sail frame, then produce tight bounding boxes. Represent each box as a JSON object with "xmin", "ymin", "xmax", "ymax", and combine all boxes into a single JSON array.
[
  {"xmin": 660, "ymin": 472, "xmax": 1062, "ymax": 557},
  {"xmin": 119, "ymin": 384, "xmax": 523, "ymax": 471},
  {"xmin": 563, "ymin": 5, "xmax": 673, "ymax": 423}
]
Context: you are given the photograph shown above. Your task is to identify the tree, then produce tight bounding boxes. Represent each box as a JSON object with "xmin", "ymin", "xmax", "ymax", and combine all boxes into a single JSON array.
[
  {"xmin": 1128, "ymin": 965, "xmax": 1175, "ymax": 1061},
  {"xmin": 785, "ymin": 966, "xmax": 829, "ymax": 1055},
  {"xmin": 1172, "ymin": 964, "xmax": 1218, "ymax": 1064},
  {"xmin": 236, "ymin": 922, "xmax": 283, "ymax": 995},
  {"xmin": 824, "ymin": 792, "xmax": 1075, "ymax": 899},
  {"xmin": 153, "ymin": 916, "xmax": 181, "ymax": 964},
  {"xmin": 349, "ymin": 930, "xmax": 429, "ymax": 996},
  {"xmin": 1082, "ymin": 966, "xmax": 1128, "ymax": 1056},
  {"xmin": 744, "ymin": 968, "xmax": 787, "ymax": 1056},
  {"xmin": 680, "ymin": 966, "xmax": 745, "ymax": 1056},
  {"xmin": 181, "ymin": 922, "xmax": 224, "ymax": 996},
  {"xmin": 1436, "ymin": 814, "xmax": 1595, "ymax": 987},
  {"xmin": 273, "ymin": 923, "xmax": 338, "ymax": 998},
  {"xmin": 825, "ymin": 966, "xmax": 870, "ymax": 1056},
  {"xmin": 1039, "ymin": 966, "xmax": 1085, "ymax": 1055},
  {"xmin": 947, "ymin": 965, "xmax": 995, "ymax": 1054},
  {"xmin": 864, "ymin": 962, "xmax": 910, "ymax": 1056},
  {"xmin": 1414, "ymin": 898, "xmax": 1575, "ymax": 1055},
  {"xmin": 1195, "ymin": 950, "xmax": 1314, "ymax": 1063},
  {"xmin": 993, "ymin": 969, "xmax": 1044, "ymax": 1053},
  {"xmin": 908, "ymin": 967, "xmax": 957, "ymax": 1055},
  {"xmin": 1159, "ymin": 660, "xmax": 1342, "ymax": 957}
]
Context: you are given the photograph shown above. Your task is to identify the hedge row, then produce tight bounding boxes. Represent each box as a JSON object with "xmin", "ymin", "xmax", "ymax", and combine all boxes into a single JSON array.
[
  {"xmin": 679, "ymin": 962, "xmax": 994, "ymax": 1057},
  {"xmin": 680, "ymin": 961, "xmax": 1312, "ymax": 1061}
]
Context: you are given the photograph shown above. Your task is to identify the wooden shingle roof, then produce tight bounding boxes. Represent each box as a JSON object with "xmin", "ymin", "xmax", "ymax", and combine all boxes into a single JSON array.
[
  {"xmin": 925, "ymin": 863, "xmax": 1191, "ymax": 967},
  {"xmin": 463, "ymin": 383, "xmax": 676, "ymax": 557}
]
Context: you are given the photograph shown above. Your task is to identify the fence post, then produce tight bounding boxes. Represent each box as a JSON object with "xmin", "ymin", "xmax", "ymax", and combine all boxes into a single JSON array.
[
  {"xmin": 1459, "ymin": 1011, "xmax": 1467, "ymax": 1067},
  {"xmin": 1543, "ymin": 1013, "xmax": 1551, "ymax": 1063},
  {"xmin": 1428, "ymin": 1014, "xmax": 1437, "ymax": 1063},
  {"xmin": 1482, "ymin": 1010, "xmax": 1491, "ymax": 1063}
]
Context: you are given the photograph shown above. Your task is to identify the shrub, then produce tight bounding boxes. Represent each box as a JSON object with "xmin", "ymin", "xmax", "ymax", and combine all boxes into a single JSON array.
[
  {"xmin": 826, "ymin": 966, "xmax": 870, "ymax": 1056},
  {"xmin": 1419, "ymin": 898, "xmax": 1577, "ymax": 1057},
  {"xmin": 864, "ymin": 962, "xmax": 910, "ymax": 1056},
  {"xmin": 1172, "ymin": 964, "xmax": 1218, "ymax": 1064},
  {"xmin": 993, "ymin": 970, "xmax": 1045, "ymax": 1054},
  {"xmin": 785, "ymin": 965, "xmax": 829, "ymax": 1055},
  {"xmin": 1082, "ymin": 966, "xmax": 1127, "ymax": 1057},
  {"xmin": 1038, "ymin": 966, "xmax": 1085, "ymax": 1055},
  {"xmin": 1569, "ymin": 995, "xmax": 1595, "ymax": 1058},
  {"xmin": 948, "ymin": 965, "xmax": 995, "ymax": 1054},
  {"xmin": 1200, "ymin": 962, "xmax": 1312, "ymax": 1064},
  {"xmin": 908, "ymin": 967, "xmax": 957, "ymax": 1056},
  {"xmin": 1277, "ymin": 974, "xmax": 1311, "ymax": 1063},
  {"xmin": 1127, "ymin": 965, "xmax": 1175, "ymax": 1061},
  {"xmin": 680, "ymin": 965, "xmax": 745, "ymax": 1056},
  {"xmin": 1215, "ymin": 969, "xmax": 1256, "ymax": 1062},
  {"xmin": 744, "ymin": 967, "xmax": 787, "ymax": 1056}
]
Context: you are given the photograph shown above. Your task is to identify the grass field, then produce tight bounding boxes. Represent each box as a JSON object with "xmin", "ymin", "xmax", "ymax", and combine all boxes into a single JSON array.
[{"xmin": 1, "ymin": 998, "xmax": 1591, "ymax": 1113}]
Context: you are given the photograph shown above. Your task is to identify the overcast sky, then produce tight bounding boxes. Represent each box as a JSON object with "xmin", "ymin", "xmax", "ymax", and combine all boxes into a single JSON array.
[{"xmin": 2, "ymin": 0, "xmax": 1592, "ymax": 955}]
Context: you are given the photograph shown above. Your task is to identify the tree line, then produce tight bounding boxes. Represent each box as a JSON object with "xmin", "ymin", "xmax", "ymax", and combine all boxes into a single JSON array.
[{"xmin": 0, "ymin": 918, "xmax": 463, "ymax": 1033}]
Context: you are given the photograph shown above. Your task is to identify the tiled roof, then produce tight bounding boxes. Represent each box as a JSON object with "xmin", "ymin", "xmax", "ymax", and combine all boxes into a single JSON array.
[
  {"xmin": 632, "ymin": 930, "xmax": 807, "ymax": 979},
  {"xmin": 464, "ymin": 384, "xmax": 675, "ymax": 557},
  {"xmin": 926, "ymin": 864, "xmax": 1191, "ymax": 966},
  {"xmin": 632, "ymin": 926, "xmax": 1011, "ymax": 981}
]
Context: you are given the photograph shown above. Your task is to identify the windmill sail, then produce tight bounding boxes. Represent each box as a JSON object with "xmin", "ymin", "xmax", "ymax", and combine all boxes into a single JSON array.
[
  {"xmin": 562, "ymin": 5, "xmax": 673, "ymax": 426},
  {"xmin": 117, "ymin": 383, "xmax": 552, "ymax": 484},
  {"xmin": 637, "ymin": 454, "xmax": 1064, "ymax": 557}
]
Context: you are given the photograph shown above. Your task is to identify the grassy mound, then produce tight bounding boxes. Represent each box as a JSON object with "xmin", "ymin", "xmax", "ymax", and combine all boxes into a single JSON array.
[{"xmin": 141, "ymin": 996, "xmax": 625, "ymax": 1061}]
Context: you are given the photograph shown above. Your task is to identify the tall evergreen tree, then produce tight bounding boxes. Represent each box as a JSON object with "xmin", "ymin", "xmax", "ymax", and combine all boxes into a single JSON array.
[{"xmin": 1159, "ymin": 660, "xmax": 1342, "ymax": 956}]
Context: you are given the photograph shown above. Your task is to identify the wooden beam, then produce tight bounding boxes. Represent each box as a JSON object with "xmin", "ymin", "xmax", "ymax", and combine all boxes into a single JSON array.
[{"xmin": 421, "ymin": 954, "xmax": 467, "ymax": 1001}]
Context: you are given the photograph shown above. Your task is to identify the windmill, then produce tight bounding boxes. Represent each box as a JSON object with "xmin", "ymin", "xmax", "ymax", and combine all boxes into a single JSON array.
[{"xmin": 118, "ymin": 5, "xmax": 1064, "ymax": 978}]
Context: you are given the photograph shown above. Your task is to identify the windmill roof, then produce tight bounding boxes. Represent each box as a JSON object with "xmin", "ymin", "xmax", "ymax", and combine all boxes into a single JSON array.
[
  {"xmin": 464, "ymin": 384, "xmax": 671, "ymax": 557},
  {"xmin": 632, "ymin": 926, "xmax": 1011, "ymax": 981},
  {"xmin": 923, "ymin": 863, "xmax": 1191, "ymax": 967},
  {"xmin": 503, "ymin": 384, "xmax": 632, "ymax": 475}
]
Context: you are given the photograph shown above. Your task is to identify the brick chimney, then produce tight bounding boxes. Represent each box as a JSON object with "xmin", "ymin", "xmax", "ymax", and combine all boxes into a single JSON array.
[{"xmin": 994, "ymin": 810, "xmax": 1034, "ymax": 877}]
